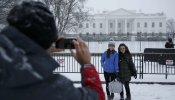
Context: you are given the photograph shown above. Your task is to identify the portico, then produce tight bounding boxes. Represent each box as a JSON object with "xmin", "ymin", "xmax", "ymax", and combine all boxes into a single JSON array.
[
  {"xmin": 105, "ymin": 18, "xmax": 136, "ymax": 34},
  {"xmin": 78, "ymin": 8, "xmax": 166, "ymax": 34}
]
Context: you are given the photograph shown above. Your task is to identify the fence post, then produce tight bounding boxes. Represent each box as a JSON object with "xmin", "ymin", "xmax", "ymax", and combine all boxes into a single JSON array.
[
  {"xmin": 165, "ymin": 65, "xmax": 168, "ymax": 79},
  {"xmin": 141, "ymin": 53, "xmax": 144, "ymax": 79},
  {"xmin": 139, "ymin": 53, "xmax": 142, "ymax": 79}
]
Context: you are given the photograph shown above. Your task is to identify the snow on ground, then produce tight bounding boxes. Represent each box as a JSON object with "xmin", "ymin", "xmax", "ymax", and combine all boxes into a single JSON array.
[
  {"xmin": 61, "ymin": 73, "xmax": 175, "ymax": 100},
  {"xmin": 86, "ymin": 41, "xmax": 166, "ymax": 53},
  {"xmin": 61, "ymin": 73, "xmax": 175, "ymax": 82},
  {"xmin": 74, "ymin": 84, "xmax": 175, "ymax": 100}
]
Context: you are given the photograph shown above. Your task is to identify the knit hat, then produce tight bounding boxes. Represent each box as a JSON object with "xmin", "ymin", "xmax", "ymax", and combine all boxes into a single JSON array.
[
  {"xmin": 108, "ymin": 39, "xmax": 115, "ymax": 47},
  {"xmin": 7, "ymin": 1, "xmax": 58, "ymax": 49}
]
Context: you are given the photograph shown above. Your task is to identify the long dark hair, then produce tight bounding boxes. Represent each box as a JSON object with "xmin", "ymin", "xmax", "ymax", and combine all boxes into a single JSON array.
[
  {"xmin": 106, "ymin": 49, "xmax": 116, "ymax": 58},
  {"xmin": 118, "ymin": 43, "xmax": 131, "ymax": 56}
]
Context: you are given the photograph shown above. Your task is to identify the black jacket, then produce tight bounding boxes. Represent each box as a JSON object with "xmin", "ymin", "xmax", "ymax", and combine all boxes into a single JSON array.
[
  {"xmin": 0, "ymin": 26, "xmax": 98, "ymax": 100},
  {"xmin": 119, "ymin": 54, "xmax": 136, "ymax": 82},
  {"xmin": 165, "ymin": 42, "xmax": 174, "ymax": 48}
]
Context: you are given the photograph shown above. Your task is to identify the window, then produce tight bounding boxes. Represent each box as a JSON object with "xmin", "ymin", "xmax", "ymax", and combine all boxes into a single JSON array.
[
  {"xmin": 152, "ymin": 22, "xmax": 155, "ymax": 28},
  {"xmin": 79, "ymin": 24, "xmax": 83, "ymax": 28},
  {"xmin": 127, "ymin": 23, "xmax": 130, "ymax": 28},
  {"xmin": 118, "ymin": 23, "xmax": 121, "ymax": 28},
  {"xmin": 100, "ymin": 23, "xmax": 103, "ymax": 28},
  {"xmin": 93, "ymin": 23, "xmax": 96, "ymax": 28},
  {"xmin": 137, "ymin": 22, "xmax": 140, "ymax": 28},
  {"xmin": 110, "ymin": 23, "xmax": 113, "ymax": 28},
  {"xmin": 86, "ymin": 23, "xmax": 89, "ymax": 28},
  {"xmin": 159, "ymin": 22, "xmax": 162, "ymax": 27},
  {"xmin": 144, "ymin": 22, "xmax": 147, "ymax": 28}
]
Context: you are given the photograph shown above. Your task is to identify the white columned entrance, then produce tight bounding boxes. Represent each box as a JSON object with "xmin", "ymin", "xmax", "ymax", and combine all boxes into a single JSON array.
[
  {"xmin": 133, "ymin": 19, "xmax": 137, "ymax": 33},
  {"xmin": 124, "ymin": 19, "xmax": 127, "ymax": 33},
  {"xmin": 105, "ymin": 17, "xmax": 109, "ymax": 34}
]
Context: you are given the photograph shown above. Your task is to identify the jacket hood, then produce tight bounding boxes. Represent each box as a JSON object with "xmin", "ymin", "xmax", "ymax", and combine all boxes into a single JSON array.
[{"xmin": 0, "ymin": 26, "xmax": 60, "ymax": 88}]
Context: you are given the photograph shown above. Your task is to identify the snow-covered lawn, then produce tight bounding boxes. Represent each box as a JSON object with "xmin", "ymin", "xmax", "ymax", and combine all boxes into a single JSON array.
[
  {"xmin": 61, "ymin": 73, "xmax": 175, "ymax": 100},
  {"xmin": 74, "ymin": 83, "xmax": 175, "ymax": 100},
  {"xmin": 104, "ymin": 84, "xmax": 175, "ymax": 100}
]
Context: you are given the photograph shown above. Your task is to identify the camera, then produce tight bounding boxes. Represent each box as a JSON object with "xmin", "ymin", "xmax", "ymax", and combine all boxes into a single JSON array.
[{"xmin": 55, "ymin": 38, "xmax": 76, "ymax": 49}]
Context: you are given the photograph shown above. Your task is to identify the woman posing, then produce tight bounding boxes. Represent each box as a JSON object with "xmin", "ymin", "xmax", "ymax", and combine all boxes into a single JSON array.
[
  {"xmin": 118, "ymin": 43, "xmax": 137, "ymax": 100},
  {"xmin": 101, "ymin": 41, "xmax": 119, "ymax": 100}
]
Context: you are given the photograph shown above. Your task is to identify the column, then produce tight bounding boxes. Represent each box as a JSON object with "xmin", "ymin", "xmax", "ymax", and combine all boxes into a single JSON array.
[
  {"xmin": 115, "ymin": 19, "xmax": 118, "ymax": 34},
  {"xmin": 105, "ymin": 17, "xmax": 109, "ymax": 34},
  {"xmin": 133, "ymin": 19, "xmax": 137, "ymax": 34},
  {"xmin": 124, "ymin": 19, "xmax": 127, "ymax": 34}
]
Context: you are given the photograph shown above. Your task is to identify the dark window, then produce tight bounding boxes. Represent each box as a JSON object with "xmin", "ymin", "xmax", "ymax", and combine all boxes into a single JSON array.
[
  {"xmin": 79, "ymin": 24, "xmax": 83, "ymax": 28},
  {"xmin": 86, "ymin": 23, "xmax": 89, "ymax": 28},
  {"xmin": 159, "ymin": 22, "xmax": 162, "ymax": 27},
  {"xmin": 127, "ymin": 23, "xmax": 130, "ymax": 28},
  {"xmin": 144, "ymin": 22, "xmax": 147, "ymax": 28},
  {"xmin": 152, "ymin": 22, "xmax": 155, "ymax": 28},
  {"xmin": 137, "ymin": 22, "xmax": 140, "ymax": 28},
  {"xmin": 100, "ymin": 23, "xmax": 103, "ymax": 28},
  {"xmin": 93, "ymin": 23, "xmax": 96, "ymax": 28},
  {"xmin": 118, "ymin": 23, "xmax": 121, "ymax": 28},
  {"xmin": 110, "ymin": 23, "xmax": 113, "ymax": 28}
]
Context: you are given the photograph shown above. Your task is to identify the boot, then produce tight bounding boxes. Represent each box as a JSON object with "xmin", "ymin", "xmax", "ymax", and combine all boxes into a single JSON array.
[
  {"xmin": 111, "ymin": 93, "xmax": 114, "ymax": 99},
  {"xmin": 125, "ymin": 95, "xmax": 131, "ymax": 100},
  {"xmin": 107, "ymin": 95, "xmax": 111, "ymax": 100},
  {"xmin": 120, "ymin": 95, "xmax": 124, "ymax": 100},
  {"xmin": 125, "ymin": 98, "xmax": 131, "ymax": 100}
]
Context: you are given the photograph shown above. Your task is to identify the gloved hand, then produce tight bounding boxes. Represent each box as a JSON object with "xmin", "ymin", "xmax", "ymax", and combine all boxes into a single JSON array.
[
  {"xmin": 114, "ymin": 72, "xmax": 121, "ymax": 81},
  {"xmin": 115, "ymin": 72, "xmax": 119, "ymax": 77},
  {"xmin": 133, "ymin": 73, "xmax": 137, "ymax": 79}
]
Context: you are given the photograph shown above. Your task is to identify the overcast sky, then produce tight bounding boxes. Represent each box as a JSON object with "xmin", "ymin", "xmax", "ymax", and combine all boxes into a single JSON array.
[{"xmin": 85, "ymin": 0, "xmax": 175, "ymax": 19}]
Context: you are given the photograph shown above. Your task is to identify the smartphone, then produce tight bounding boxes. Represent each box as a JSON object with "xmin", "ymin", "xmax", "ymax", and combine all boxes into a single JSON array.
[{"xmin": 55, "ymin": 38, "xmax": 76, "ymax": 49}]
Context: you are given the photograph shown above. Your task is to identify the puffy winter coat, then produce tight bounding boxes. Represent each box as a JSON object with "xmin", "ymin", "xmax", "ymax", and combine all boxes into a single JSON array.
[
  {"xmin": 101, "ymin": 51, "xmax": 119, "ymax": 73},
  {"xmin": 119, "ymin": 53, "xmax": 136, "ymax": 82},
  {"xmin": 165, "ymin": 42, "xmax": 174, "ymax": 48},
  {"xmin": 0, "ymin": 26, "xmax": 105, "ymax": 100}
]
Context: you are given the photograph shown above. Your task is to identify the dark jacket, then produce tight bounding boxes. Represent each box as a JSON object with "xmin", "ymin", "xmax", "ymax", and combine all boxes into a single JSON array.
[
  {"xmin": 119, "ymin": 53, "xmax": 136, "ymax": 82},
  {"xmin": 0, "ymin": 26, "xmax": 105, "ymax": 100},
  {"xmin": 165, "ymin": 42, "xmax": 174, "ymax": 48}
]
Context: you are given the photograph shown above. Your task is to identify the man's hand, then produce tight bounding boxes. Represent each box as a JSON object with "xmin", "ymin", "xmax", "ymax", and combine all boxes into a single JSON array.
[
  {"xmin": 48, "ymin": 36, "xmax": 64, "ymax": 53},
  {"xmin": 71, "ymin": 37, "xmax": 91, "ymax": 65},
  {"xmin": 48, "ymin": 46, "xmax": 64, "ymax": 53}
]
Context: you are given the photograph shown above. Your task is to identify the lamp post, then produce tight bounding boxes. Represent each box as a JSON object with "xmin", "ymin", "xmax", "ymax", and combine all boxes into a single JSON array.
[
  {"xmin": 140, "ymin": 32, "xmax": 142, "ymax": 52},
  {"xmin": 86, "ymin": 32, "xmax": 89, "ymax": 47}
]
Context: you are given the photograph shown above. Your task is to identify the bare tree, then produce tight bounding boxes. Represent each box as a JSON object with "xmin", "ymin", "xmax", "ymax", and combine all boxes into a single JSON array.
[
  {"xmin": 167, "ymin": 18, "xmax": 175, "ymax": 33},
  {"xmin": 43, "ymin": 0, "xmax": 89, "ymax": 35},
  {"xmin": 0, "ymin": 0, "xmax": 17, "ymax": 24}
]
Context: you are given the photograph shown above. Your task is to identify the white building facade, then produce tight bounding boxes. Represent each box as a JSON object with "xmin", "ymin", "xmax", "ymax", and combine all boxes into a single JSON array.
[{"xmin": 78, "ymin": 8, "xmax": 166, "ymax": 34}]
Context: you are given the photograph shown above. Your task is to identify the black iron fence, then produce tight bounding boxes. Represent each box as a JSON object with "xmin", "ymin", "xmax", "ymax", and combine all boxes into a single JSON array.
[{"xmin": 51, "ymin": 53, "xmax": 175, "ymax": 79}]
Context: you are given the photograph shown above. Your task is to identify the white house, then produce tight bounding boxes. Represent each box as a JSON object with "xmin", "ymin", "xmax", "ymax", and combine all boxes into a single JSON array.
[{"xmin": 78, "ymin": 8, "xmax": 166, "ymax": 34}]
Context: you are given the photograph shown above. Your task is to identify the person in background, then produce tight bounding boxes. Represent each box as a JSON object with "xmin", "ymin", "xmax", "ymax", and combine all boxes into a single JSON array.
[
  {"xmin": 101, "ymin": 40, "xmax": 119, "ymax": 100},
  {"xmin": 0, "ymin": 1, "xmax": 105, "ymax": 100},
  {"xmin": 165, "ymin": 38, "xmax": 174, "ymax": 48},
  {"xmin": 118, "ymin": 43, "xmax": 137, "ymax": 100}
]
